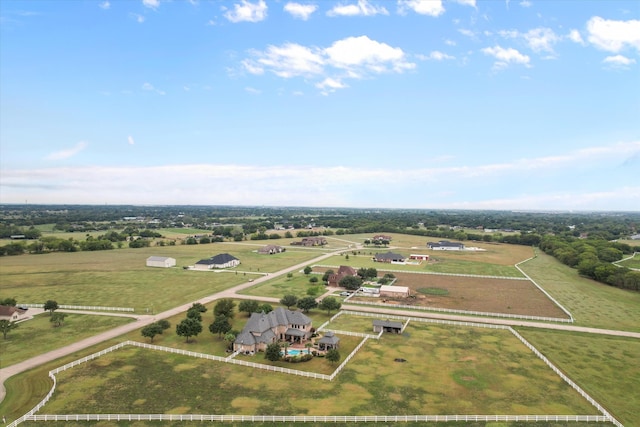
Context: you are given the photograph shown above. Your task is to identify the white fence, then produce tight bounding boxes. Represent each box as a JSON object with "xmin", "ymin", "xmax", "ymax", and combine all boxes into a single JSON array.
[
  {"xmin": 19, "ymin": 303, "xmax": 135, "ymax": 312},
  {"xmin": 20, "ymin": 414, "xmax": 614, "ymax": 423}
]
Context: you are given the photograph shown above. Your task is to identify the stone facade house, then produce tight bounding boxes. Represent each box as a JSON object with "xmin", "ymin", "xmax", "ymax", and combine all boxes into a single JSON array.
[
  {"xmin": 234, "ymin": 307, "xmax": 312, "ymax": 354},
  {"xmin": 327, "ymin": 265, "xmax": 358, "ymax": 287}
]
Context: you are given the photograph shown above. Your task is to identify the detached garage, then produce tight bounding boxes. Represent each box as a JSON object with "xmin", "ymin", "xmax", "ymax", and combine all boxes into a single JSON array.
[{"xmin": 146, "ymin": 256, "xmax": 176, "ymax": 268}]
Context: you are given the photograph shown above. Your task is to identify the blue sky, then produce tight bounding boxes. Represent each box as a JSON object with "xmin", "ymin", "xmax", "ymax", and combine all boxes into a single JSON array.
[{"xmin": 1, "ymin": 0, "xmax": 638, "ymax": 211}]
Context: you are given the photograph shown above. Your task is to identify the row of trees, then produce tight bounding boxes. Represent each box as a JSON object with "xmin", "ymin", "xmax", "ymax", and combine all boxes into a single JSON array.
[{"xmin": 539, "ymin": 235, "xmax": 640, "ymax": 291}]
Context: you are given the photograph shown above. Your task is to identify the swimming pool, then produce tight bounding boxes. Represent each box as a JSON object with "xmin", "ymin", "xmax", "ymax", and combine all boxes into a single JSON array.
[{"xmin": 282, "ymin": 349, "xmax": 309, "ymax": 356}]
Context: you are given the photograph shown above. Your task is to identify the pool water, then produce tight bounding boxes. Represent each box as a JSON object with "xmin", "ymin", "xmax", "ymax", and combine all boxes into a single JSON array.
[{"xmin": 282, "ymin": 349, "xmax": 309, "ymax": 356}]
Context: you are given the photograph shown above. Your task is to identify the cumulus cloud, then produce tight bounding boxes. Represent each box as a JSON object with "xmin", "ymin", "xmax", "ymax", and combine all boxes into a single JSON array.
[
  {"xmin": 224, "ymin": 0, "xmax": 268, "ymax": 23},
  {"xmin": 131, "ymin": 13, "xmax": 145, "ymax": 23},
  {"xmin": 603, "ymin": 54, "xmax": 636, "ymax": 68},
  {"xmin": 586, "ymin": 17, "xmax": 640, "ymax": 52},
  {"xmin": 45, "ymin": 142, "xmax": 88, "ymax": 161},
  {"xmin": 481, "ymin": 45, "xmax": 530, "ymax": 69},
  {"xmin": 327, "ymin": 0, "xmax": 388, "ymax": 17},
  {"xmin": 99, "ymin": 1, "xmax": 110, "ymax": 10},
  {"xmin": 398, "ymin": 0, "xmax": 445, "ymax": 17},
  {"xmin": 142, "ymin": 0, "xmax": 159, "ymax": 9},
  {"xmin": 128, "ymin": 136, "xmax": 135, "ymax": 145},
  {"xmin": 427, "ymin": 50, "xmax": 455, "ymax": 60},
  {"xmin": 283, "ymin": 2, "xmax": 317, "ymax": 20},
  {"xmin": 241, "ymin": 35, "xmax": 414, "ymax": 92},
  {"xmin": 567, "ymin": 29, "xmax": 584, "ymax": 45},
  {"xmin": 499, "ymin": 28, "xmax": 560, "ymax": 54}
]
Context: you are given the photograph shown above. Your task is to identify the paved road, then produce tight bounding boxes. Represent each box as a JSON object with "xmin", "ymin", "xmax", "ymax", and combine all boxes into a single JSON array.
[{"xmin": 1, "ymin": 241, "xmax": 638, "ymax": 406}]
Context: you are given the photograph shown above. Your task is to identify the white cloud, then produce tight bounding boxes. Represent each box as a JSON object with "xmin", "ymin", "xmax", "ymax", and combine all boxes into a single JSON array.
[
  {"xmin": 99, "ymin": 1, "xmax": 110, "ymax": 10},
  {"xmin": 128, "ymin": 136, "xmax": 135, "ymax": 145},
  {"xmin": 452, "ymin": 0, "xmax": 476, "ymax": 7},
  {"xmin": 316, "ymin": 77, "xmax": 348, "ymax": 95},
  {"xmin": 142, "ymin": 82, "xmax": 165, "ymax": 95},
  {"xmin": 284, "ymin": 2, "xmax": 317, "ymax": 20},
  {"xmin": 499, "ymin": 28, "xmax": 560, "ymax": 54},
  {"xmin": 245, "ymin": 86, "xmax": 262, "ymax": 94},
  {"xmin": 519, "ymin": 0, "xmax": 531, "ymax": 7},
  {"xmin": 481, "ymin": 45, "xmax": 530, "ymax": 69},
  {"xmin": 327, "ymin": 0, "xmax": 388, "ymax": 17},
  {"xmin": 586, "ymin": 16, "xmax": 640, "ymax": 52},
  {"xmin": 567, "ymin": 29, "xmax": 584, "ymax": 45},
  {"xmin": 603, "ymin": 54, "xmax": 636, "ymax": 68},
  {"xmin": 131, "ymin": 13, "xmax": 145, "ymax": 23},
  {"xmin": 224, "ymin": 0, "xmax": 268, "ymax": 23},
  {"xmin": 242, "ymin": 36, "xmax": 414, "ymax": 92},
  {"xmin": 142, "ymin": 0, "xmax": 159, "ymax": 9},
  {"xmin": 398, "ymin": 0, "xmax": 445, "ymax": 17},
  {"xmin": 427, "ymin": 50, "xmax": 455, "ymax": 60},
  {"xmin": 45, "ymin": 142, "xmax": 88, "ymax": 161}
]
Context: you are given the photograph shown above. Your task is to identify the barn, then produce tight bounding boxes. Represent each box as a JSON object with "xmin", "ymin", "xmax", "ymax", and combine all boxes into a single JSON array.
[{"xmin": 146, "ymin": 256, "xmax": 176, "ymax": 268}]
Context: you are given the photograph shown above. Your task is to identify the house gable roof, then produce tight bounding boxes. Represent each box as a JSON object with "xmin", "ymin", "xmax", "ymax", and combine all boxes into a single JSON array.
[
  {"xmin": 374, "ymin": 251, "xmax": 405, "ymax": 261},
  {"xmin": 373, "ymin": 319, "xmax": 403, "ymax": 329},
  {"xmin": 234, "ymin": 307, "xmax": 312, "ymax": 346},
  {"xmin": 210, "ymin": 253, "xmax": 239, "ymax": 264}
]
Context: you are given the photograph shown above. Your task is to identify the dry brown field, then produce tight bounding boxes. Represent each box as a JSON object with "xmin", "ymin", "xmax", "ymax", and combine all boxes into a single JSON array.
[{"xmin": 353, "ymin": 272, "xmax": 569, "ymax": 319}]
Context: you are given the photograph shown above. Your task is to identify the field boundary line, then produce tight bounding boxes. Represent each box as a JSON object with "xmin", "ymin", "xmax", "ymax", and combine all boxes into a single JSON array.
[{"xmin": 19, "ymin": 304, "xmax": 135, "ymax": 313}]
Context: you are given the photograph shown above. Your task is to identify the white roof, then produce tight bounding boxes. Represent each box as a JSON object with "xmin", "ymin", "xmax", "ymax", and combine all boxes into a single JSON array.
[
  {"xmin": 380, "ymin": 285, "xmax": 409, "ymax": 293},
  {"xmin": 147, "ymin": 256, "xmax": 174, "ymax": 261}
]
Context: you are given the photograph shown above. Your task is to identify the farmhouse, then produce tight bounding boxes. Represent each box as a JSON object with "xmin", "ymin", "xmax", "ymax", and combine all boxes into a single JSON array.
[
  {"xmin": 427, "ymin": 240, "xmax": 465, "ymax": 250},
  {"xmin": 291, "ymin": 237, "xmax": 327, "ymax": 246},
  {"xmin": 380, "ymin": 285, "xmax": 410, "ymax": 298},
  {"xmin": 146, "ymin": 256, "xmax": 176, "ymax": 268},
  {"xmin": 258, "ymin": 245, "xmax": 285, "ymax": 255},
  {"xmin": 327, "ymin": 265, "xmax": 358, "ymax": 287},
  {"xmin": 317, "ymin": 331, "xmax": 340, "ymax": 351},
  {"xmin": 409, "ymin": 254, "xmax": 429, "ymax": 261},
  {"xmin": 194, "ymin": 253, "xmax": 240, "ymax": 270},
  {"xmin": 0, "ymin": 305, "xmax": 28, "ymax": 322},
  {"xmin": 234, "ymin": 307, "xmax": 312, "ymax": 354},
  {"xmin": 373, "ymin": 319, "xmax": 403, "ymax": 334},
  {"xmin": 372, "ymin": 234, "xmax": 392, "ymax": 243},
  {"xmin": 373, "ymin": 251, "xmax": 406, "ymax": 263}
]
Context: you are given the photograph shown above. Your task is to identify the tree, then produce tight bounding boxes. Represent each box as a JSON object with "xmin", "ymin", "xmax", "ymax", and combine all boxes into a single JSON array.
[
  {"xmin": 326, "ymin": 348, "xmax": 341, "ymax": 364},
  {"xmin": 319, "ymin": 297, "xmax": 341, "ymax": 315},
  {"xmin": 156, "ymin": 319, "xmax": 171, "ymax": 331},
  {"xmin": 0, "ymin": 320, "xmax": 18, "ymax": 339},
  {"xmin": 176, "ymin": 318, "xmax": 202, "ymax": 343},
  {"xmin": 209, "ymin": 315, "xmax": 232, "ymax": 338},
  {"xmin": 213, "ymin": 299, "xmax": 236, "ymax": 319},
  {"xmin": 259, "ymin": 303, "xmax": 273, "ymax": 313},
  {"xmin": 309, "ymin": 276, "xmax": 318, "ymax": 283},
  {"xmin": 265, "ymin": 342, "xmax": 281, "ymax": 361},
  {"xmin": 339, "ymin": 275, "xmax": 363, "ymax": 291},
  {"xmin": 186, "ymin": 309, "xmax": 202, "ymax": 322},
  {"xmin": 280, "ymin": 294, "xmax": 298, "ymax": 309},
  {"xmin": 141, "ymin": 323, "xmax": 163, "ymax": 342},
  {"xmin": 238, "ymin": 300, "xmax": 260, "ymax": 316},
  {"xmin": 0, "ymin": 298, "xmax": 17, "ymax": 306},
  {"xmin": 303, "ymin": 266, "xmax": 312, "ymax": 275},
  {"xmin": 190, "ymin": 302, "xmax": 208, "ymax": 313},
  {"xmin": 50, "ymin": 312, "xmax": 67, "ymax": 327},
  {"xmin": 43, "ymin": 300, "xmax": 59, "ymax": 315},
  {"xmin": 297, "ymin": 296, "xmax": 318, "ymax": 313},
  {"xmin": 224, "ymin": 332, "xmax": 236, "ymax": 350}
]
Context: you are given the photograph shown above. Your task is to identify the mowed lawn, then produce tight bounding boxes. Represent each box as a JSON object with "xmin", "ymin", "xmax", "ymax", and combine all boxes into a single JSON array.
[
  {"xmin": 518, "ymin": 251, "xmax": 640, "ymax": 332},
  {"xmin": 33, "ymin": 320, "xmax": 596, "ymax": 418},
  {"xmin": 0, "ymin": 243, "xmax": 321, "ymax": 312}
]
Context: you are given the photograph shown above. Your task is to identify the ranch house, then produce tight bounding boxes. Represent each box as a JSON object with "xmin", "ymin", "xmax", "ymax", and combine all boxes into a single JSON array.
[
  {"xmin": 373, "ymin": 251, "xmax": 406, "ymax": 263},
  {"xmin": 234, "ymin": 307, "xmax": 312, "ymax": 354},
  {"xmin": 427, "ymin": 240, "xmax": 465, "ymax": 250},
  {"xmin": 327, "ymin": 265, "xmax": 358, "ymax": 287},
  {"xmin": 0, "ymin": 305, "xmax": 29, "ymax": 322},
  {"xmin": 258, "ymin": 245, "xmax": 285, "ymax": 255},
  {"xmin": 194, "ymin": 253, "xmax": 240, "ymax": 270}
]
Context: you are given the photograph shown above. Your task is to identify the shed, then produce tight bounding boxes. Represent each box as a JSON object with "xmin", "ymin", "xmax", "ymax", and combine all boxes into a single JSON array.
[
  {"xmin": 373, "ymin": 319, "xmax": 403, "ymax": 334},
  {"xmin": 146, "ymin": 256, "xmax": 176, "ymax": 268},
  {"xmin": 379, "ymin": 285, "xmax": 410, "ymax": 298}
]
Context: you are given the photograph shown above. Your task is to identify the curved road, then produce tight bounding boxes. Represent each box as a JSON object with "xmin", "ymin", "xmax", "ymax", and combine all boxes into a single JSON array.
[{"xmin": 1, "ymin": 243, "xmax": 639, "ymax": 405}]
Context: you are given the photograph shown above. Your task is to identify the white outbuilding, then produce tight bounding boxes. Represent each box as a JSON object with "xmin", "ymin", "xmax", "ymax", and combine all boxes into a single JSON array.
[
  {"xmin": 379, "ymin": 285, "xmax": 410, "ymax": 298},
  {"xmin": 146, "ymin": 256, "xmax": 177, "ymax": 268}
]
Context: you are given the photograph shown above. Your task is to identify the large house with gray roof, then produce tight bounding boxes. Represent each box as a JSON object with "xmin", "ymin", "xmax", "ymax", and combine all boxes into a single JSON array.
[
  {"xmin": 194, "ymin": 253, "xmax": 240, "ymax": 270},
  {"xmin": 234, "ymin": 307, "xmax": 313, "ymax": 354}
]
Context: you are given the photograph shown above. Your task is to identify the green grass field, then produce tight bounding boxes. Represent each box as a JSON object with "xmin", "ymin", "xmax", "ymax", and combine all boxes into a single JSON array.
[
  {"xmin": 616, "ymin": 252, "xmax": 640, "ymax": 269},
  {"xmin": 0, "ymin": 243, "xmax": 322, "ymax": 313},
  {"xmin": 519, "ymin": 328, "xmax": 640, "ymax": 427},
  {"xmin": 518, "ymin": 251, "xmax": 640, "ymax": 332},
  {"xmin": 0, "ymin": 313, "xmax": 132, "ymax": 368}
]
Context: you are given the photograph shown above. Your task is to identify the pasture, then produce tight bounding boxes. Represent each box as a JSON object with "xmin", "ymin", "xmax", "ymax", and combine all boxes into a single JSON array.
[
  {"xmin": 518, "ymin": 251, "xmax": 640, "ymax": 332},
  {"xmin": 21, "ymin": 320, "xmax": 598, "ymax": 420},
  {"xmin": 0, "ymin": 243, "xmax": 321, "ymax": 313}
]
